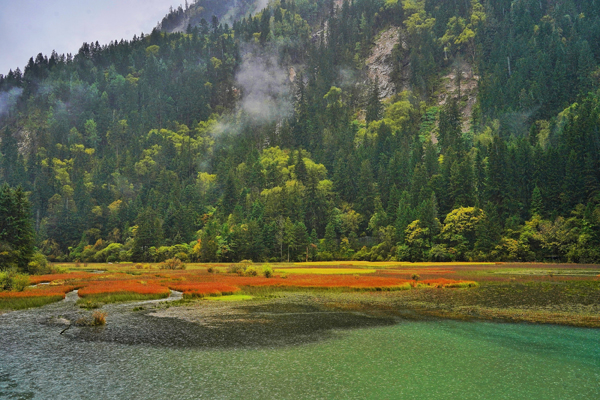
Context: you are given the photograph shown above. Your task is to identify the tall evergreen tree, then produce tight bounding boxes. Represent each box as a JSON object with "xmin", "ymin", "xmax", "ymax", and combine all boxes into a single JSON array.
[
  {"xmin": 0, "ymin": 184, "xmax": 35, "ymax": 271},
  {"xmin": 366, "ymin": 77, "xmax": 382, "ymax": 124},
  {"xmin": 132, "ymin": 208, "xmax": 163, "ymax": 261}
]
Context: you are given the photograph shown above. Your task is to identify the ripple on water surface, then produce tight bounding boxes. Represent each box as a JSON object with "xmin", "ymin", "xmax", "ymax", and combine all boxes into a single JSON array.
[{"xmin": 0, "ymin": 298, "xmax": 599, "ymax": 400}]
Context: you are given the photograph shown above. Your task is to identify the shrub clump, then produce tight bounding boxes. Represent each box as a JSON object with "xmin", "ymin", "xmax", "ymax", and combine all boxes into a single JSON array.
[
  {"xmin": 227, "ymin": 264, "xmax": 246, "ymax": 275},
  {"xmin": 92, "ymin": 311, "xmax": 107, "ymax": 325},
  {"xmin": 79, "ymin": 299, "xmax": 101, "ymax": 309},
  {"xmin": 76, "ymin": 311, "xmax": 107, "ymax": 326},
  {"xmin": 158, "ymin": 258, "xmax": 186, "ymax": 270},
  {"xmin": 27, "ymin": 252, "xmax": 53, "ymax": 274},
  {"xmin": 0, "ymin": 272, "xmax": 30, "ymax": 292},
  {"xmin": 262, "ymin": 264, "xmax": 273, "ymax": 278},
  {"xmin": 444, "ymin": 281, "xmax": 479, "ymax": 288}
]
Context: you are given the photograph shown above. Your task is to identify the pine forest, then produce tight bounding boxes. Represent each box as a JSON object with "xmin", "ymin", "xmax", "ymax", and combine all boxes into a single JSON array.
[{"xmin": 2, "ymin": 0, "xmax": 600, "ymax": 269}]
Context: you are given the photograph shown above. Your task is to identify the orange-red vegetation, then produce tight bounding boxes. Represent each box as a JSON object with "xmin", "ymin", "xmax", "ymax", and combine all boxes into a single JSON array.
[
  {"xmin": 29, "ymin": 273, "xmax": 95, "ymax": 285},
  {"xmin": 378, "ymin": 269, "xmax": 456, "ymax": 277},
  {"xmin": 0, "ymin": 285, "xmax": 76, "ymax": 299},
  {"xmin": 78, "ymin": 280, "xmax": 170, "ymax": 297},
  {"xmin": 4, "ymin": 265, "xmax": 487, "ymax": 304},
  {"xmin": 175, "ymin": 274, "xmax": 411, "ymax": 290},
  {"xmin": 167, "ymin": 282, "xmax": 241, "ymax": 298}
]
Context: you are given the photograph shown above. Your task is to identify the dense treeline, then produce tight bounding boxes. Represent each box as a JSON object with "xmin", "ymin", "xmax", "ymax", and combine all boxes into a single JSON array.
[{"xmin": 1, "ymin": 0, "xmax": 599, "ymax": 269}]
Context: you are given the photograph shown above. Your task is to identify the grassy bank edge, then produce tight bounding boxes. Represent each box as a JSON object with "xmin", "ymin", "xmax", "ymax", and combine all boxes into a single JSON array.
[
  {"xmin": 76, "ymin": 292, "xmax": 170, "ymax": 306},
  {"xmin": 0, "ymin": 295, "xmax": 65, "ymax": 310}
]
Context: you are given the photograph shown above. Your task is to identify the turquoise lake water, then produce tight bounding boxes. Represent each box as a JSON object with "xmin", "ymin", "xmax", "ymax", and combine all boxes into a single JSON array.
[{"xmin": 1, "ymin": 299, "xmax": 599, "ymax": 399}]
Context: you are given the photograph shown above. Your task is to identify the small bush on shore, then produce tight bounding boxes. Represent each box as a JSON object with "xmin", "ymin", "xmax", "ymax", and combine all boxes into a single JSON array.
[
  {"xmin": 92, "ymin": 311, "xmax": 107, "ymax": 325},
  {"xmin": 75, "ymin": 311, "xmax": 107, "ymax": 326},
  {"xmin": 79, "ymin": 299, "xmax": 101, "ymax": 309}
]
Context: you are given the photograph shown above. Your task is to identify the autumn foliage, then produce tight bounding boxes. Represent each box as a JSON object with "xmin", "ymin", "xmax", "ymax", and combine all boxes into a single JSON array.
[
  {"xmin": 0, "ymin": 284, "xmax": 76, "ymax": 303},
  {"xmin": 7, "ymin": 271, "xmax": 479, "ymax": 302},
  {"xmin": 210, "ymin": 274, "xmax": 410, "ymax": 290},
  {"xmin": 29, "ymin": 273, "xmax": 95, "ymax": 285},
  {"xmin": 1, "ymin": 262, "xmax": 490, "ymax": 308},
  {"xmin": 167, "ymin": 282, "xmax": 240, "ymax": 298},
  {"xmin": 78, "ymin": 280, "xmax": 170, "ymax": 297}
]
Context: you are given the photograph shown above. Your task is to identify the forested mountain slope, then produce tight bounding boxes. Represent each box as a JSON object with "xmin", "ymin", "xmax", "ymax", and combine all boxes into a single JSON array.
[
  {"xmin": 159, "ymin": 0, "xmax": 269, "ymax": 32},
  {"xmin": 1, "ymin": 0, "xmax": 599, "ymax": 266}
]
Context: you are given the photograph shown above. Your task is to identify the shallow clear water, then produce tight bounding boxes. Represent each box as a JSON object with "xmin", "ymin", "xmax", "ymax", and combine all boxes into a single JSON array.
[{"xmin": 1, "ymin": 297, "xmax": 599, "ymax": 399}]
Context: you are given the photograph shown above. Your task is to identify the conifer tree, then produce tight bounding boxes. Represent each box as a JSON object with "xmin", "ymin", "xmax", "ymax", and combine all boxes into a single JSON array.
[
  {"xmin": 132, "ymin": 208, "xmax": 163, "ymax": 262},
  {"xmin": 395, "ymin": 191, "xmax": 414, "ymax": 243},
  {"xmin": 438, "ymin": 97, "xmax": 462, "ymax": 152},
  {"xmin": 0, "ymin": 184, "xmax": 35, "ymax": 271},
  {"xmin": 0, "ymin": 128, "xmax": 20, "ymax": 186},
  {"xmin": 323, "ymin": 221, "xmax": 338, "ymax": 254},
  {"xmin": 530, "ymin": 186, "xmax": 544, "ymax": 217},
  {"xmin": 366, "ymin": 77, "xmax": 382, "ymax": 124},
  {"xmin": 295, "ymin": 151, "xmax": 308, "ymax": 184}
]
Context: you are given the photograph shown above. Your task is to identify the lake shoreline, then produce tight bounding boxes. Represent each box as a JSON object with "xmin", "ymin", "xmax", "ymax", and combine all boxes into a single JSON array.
[
  {"xmin": 143, "ymin": 286, "xmax": 600, "ymax": 335},
  {"xmin": 3, "ymin": 282, "xmax": 600, "ymax": 332}
]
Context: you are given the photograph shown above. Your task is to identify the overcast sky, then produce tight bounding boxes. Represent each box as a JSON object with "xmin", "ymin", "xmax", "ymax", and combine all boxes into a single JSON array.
[{"xmin": 0, "ymin": 0, "xmax": 182, "ymax": 75}]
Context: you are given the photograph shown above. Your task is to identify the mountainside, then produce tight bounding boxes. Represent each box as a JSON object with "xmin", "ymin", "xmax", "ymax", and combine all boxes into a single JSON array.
[
  {"xmin": 1, "ymin": 0, "xmax": 600, "ymax": 267},
  {"xmin": 159, "ymin": 0, "xmax": 269, "ymax": 32}
]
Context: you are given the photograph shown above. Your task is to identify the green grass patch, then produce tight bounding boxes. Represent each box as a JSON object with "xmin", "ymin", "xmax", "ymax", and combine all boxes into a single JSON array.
[
  {"xmin": 0, "ymin": 295, "xmax": 64, "ymax": 310},
  {"xmin": 76, "ymin": 292, "xmax": 169, "ymax": 305},
  {"xmin": 274, "ymin": 268, "xmax": 376, "ymax": 275},
  {"xmin": 444, "ymin": 281, "xmax": 480, "ymax": 288},
  {"xmin": 205, "ymin": 294, "xmax": 254, "ymax": 302}
]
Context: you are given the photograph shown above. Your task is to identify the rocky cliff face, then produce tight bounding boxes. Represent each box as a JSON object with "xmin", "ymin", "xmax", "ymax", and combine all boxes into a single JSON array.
[
  {"xmin": 366, "ymin": 26, "xmax": 408, "ymax": 100},
  {"xmin": 437, "ymin": 60, "xmax": 479, "ymax": 131}
]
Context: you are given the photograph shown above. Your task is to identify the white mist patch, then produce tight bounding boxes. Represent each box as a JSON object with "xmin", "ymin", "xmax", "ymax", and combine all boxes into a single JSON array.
[
  {"xmin": 253, "ymin": 0, "xmax": 270, "ymax": 13},
  {"xmin": 236, "ymin": 54, "xmax": 292, "ymax": 123},
  {"xmin": 0, "ymin": 87, "xmax": 23, "ymax": 117}
]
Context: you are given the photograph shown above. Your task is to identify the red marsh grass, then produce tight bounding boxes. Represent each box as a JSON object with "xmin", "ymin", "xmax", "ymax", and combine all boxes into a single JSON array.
[
  {"xmin": 0, "ymin": 285, "xmax": 77, "ymax": 310},
  {"xmin": 4, "ymin": 261, "xmax": 598, "ymax": 327},
  {"xmin": 11, "ymin": 261, "xmax": 557, "ymax": 309},
  {"xmin": 29, "ymin": 272, "xmax": 96, "ymax": 285},
  {"xmin": 78, "ymin": 280, "xmax": 170, "ymax": 296},
  {"xmin": 167, "ymin": 282, "xmax": 241, "ymax": 298},
  {"xmin": 201, "ymin": 274, "xmax": 414, "ymax": 291}
]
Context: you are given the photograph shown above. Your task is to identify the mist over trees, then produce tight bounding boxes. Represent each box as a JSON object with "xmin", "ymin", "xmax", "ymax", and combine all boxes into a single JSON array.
[{"xmin": 1, "ymin": 0, "xmax": 600, "ymax": 267}]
